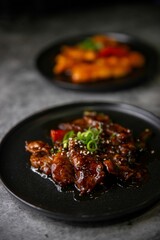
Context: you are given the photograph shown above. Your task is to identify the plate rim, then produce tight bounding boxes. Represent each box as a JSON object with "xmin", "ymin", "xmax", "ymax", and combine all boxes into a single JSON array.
[{"xmin": 1, "ymin": 101, "xmax": 160, "ymax": 222}]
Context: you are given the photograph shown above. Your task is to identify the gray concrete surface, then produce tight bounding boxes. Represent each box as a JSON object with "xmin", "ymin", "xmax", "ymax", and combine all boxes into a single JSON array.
[{"xmin": 0, "ymin": 3, "xmax": 160, "ymax": 240}]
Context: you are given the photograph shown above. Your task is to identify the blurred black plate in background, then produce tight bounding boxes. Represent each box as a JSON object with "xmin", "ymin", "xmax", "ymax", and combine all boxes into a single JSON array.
[{"xmin": 36, "ymin": 32, "xmax": 158, "ymax": 92}]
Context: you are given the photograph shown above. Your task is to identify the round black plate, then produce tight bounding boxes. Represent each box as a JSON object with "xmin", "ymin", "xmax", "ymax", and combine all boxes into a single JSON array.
[
  {"xmin": 36, "ymin": 32, "xmax": 158, "ymax": 92},
  {"xmin": 1, "ymin": 102, "xmax": 160, "ymax": 223}
]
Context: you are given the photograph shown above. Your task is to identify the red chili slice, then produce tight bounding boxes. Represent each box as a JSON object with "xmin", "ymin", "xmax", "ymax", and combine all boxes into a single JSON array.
[
  {"xmin": 97, "ymin": 46, "xmax": 129, "ymax": 58},
  {"xmin": 50, "ymin": 129, "xmax": 67, "ymax": 142}
]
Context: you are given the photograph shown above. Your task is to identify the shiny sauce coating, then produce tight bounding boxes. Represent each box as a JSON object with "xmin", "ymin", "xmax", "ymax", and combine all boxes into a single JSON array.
[{"xmin": 25, "ymin": 111, "xmax": 152, "ymax": 200}]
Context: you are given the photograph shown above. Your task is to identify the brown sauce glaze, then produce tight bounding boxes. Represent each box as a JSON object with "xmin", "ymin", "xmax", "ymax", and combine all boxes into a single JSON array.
[{"xmin": 25, "ymin": 111, "xmax": 152, "ymax": 200}]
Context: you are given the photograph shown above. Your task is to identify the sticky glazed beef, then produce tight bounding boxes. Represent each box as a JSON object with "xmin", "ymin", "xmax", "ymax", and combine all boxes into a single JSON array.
[
  {"xmin": 68, "ymin": 138, "xmax": 105, "ymax": 194},
  {"xmin": 25, "ymin": 111, "xmax": 151, "ymax": 196}
]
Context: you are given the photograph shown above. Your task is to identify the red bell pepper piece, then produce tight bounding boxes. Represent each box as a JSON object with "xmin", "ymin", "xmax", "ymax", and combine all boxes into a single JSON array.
[
  {"xmin": 50, "ymin": 129, "xmax": 67, "ymax": 142},
  {"xmin": 97, "ymin": 46, "xmax": 129, "ymax": 58}
]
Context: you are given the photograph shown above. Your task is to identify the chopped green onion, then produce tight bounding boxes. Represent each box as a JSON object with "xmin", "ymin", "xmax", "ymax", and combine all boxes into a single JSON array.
[
  {"xmin": 50, "ymin": 148, "xmax": 54, "ymax": 154},
  {"xmin": 63, "ymin": 130, "xmax": 75, "ymax": 149},
  {"xmin": 77, "ymin": 130, "xmax": 95, "ymax": 144},
  {"xmin": 61, "ymin": 126, "xmax": 102, "ymax": 152},
  {"xmin": 63, "ymin": 130, "xmax": 74, "ymax": 141},
  {"xmin": 63, "ymin": 140, "xmax": 68, "ymax": 149},
  {"xmin": 78, "ymin": 38, "xmax": 104, "ymax": 51},
  {"xmin": 110, "ymin": 132, "xmax": 117, "ymax": 139},
  {"xmin": 77, "ymin": 126, "xmax": 102, "ymax": 152},
  {"xmin": 87, "ymin": 140, "xmax": 97, "ymax": 152}
]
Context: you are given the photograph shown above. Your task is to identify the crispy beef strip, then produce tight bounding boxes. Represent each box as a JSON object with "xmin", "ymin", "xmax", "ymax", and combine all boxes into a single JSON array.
[
  {"xmin": 68, "ymin": 139, "xmax": 105, "ymax": 195},
  {"xmin": 59, "ymin": 118, "xmax": 87, "ymax": 132},
  {"xmin": 25, "ymin": 140, "xmax": 51, "ymax": 154},
  {"xmin": 59, "ymin": 111, "xmax": 111, "ymax": 132},
  {"xmin": 25, "ymin": 141, "xmax": 75, "ymax": 187},
  {"xmin": 83, "ymin": 111, "xmax": 111, "ymax": 127},
  {"xmin": 99, "ymin": 122, "xmax": 147, "ymax": 182},
  {"xmin": 51, "ymin": 151, "xmax": 74, "ymax": 187},
  {"xmin": 25, "ymin": 141, "xmax": 53, "ymax": 175}
]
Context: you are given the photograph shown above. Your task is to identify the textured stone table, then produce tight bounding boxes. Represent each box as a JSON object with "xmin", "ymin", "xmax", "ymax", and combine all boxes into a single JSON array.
[{"xmin": 0, "ymin": 4, "xmax": 160, "ymax": 240}]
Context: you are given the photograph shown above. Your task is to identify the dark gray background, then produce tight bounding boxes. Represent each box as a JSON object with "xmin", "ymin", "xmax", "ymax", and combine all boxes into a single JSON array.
[{"xmin": 0, "ymin": 2, "xmax": 160, "ymax": 240}]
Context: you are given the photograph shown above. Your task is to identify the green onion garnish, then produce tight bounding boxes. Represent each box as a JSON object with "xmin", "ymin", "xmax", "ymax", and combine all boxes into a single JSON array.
[
  {"xmin": 87, "ymin": 140, "xmax": 97, "ymax": 152},
  {"xmin": 62, "ymin": 125, "xmax": 102, "ymax": 152},
  {"xmin": 77, "ymin": 125, "xmax": 102, "ymax": 152},
  {"xmin": 78, "ymin": 38, "xmax": 104, "ymax": 51},
  {"xmin": 63, "ymin": 130, "xmax": 75, "ymax": 149}
]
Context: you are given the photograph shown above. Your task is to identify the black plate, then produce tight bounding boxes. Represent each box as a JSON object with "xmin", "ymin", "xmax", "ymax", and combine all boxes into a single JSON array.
[
  {"xmin": 1, "ymin": 102, "xmax": 160, "ymax": 223},
  {"xmin": 36, "ymin": 32, "xmax": 158, "ymax": 92}
]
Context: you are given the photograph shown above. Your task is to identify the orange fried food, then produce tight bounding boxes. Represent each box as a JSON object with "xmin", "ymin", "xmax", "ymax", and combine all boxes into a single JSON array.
[{"xmin": 53, "ymin": 35, "xmax": 145, "ymax": 83}]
